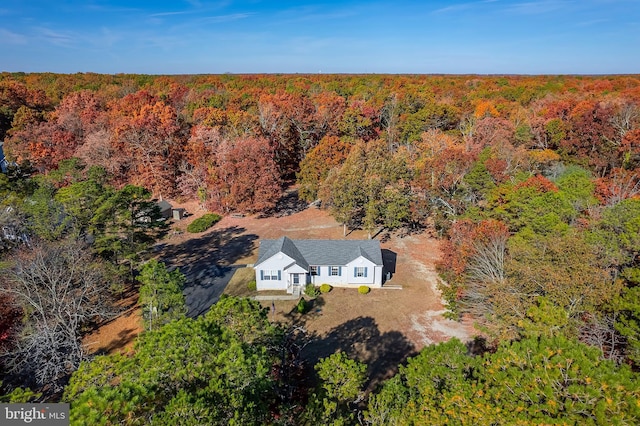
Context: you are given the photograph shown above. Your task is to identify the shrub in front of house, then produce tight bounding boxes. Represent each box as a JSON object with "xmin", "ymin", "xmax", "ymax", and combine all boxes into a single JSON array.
[
  {"xmin": 304, "ymin": 283, "xmax": 319, "ymax": 297},
  {"xmin": 187, "ymin": 213, "xmax": 222, "ymax": 233},
  {"xmin": 297, "ymin": 298, "xmax": 308, "ymax": 314},
  {"xmin": 358, "ymin": 285, "xmax": 370, "ymax": 294},
  {"xmin": 247, "ymin": 280, "xmax": 256, "ymax": 291},
  {"xmin": 319, "ymin": 284, "xmax": 332, "ymax": 293}
]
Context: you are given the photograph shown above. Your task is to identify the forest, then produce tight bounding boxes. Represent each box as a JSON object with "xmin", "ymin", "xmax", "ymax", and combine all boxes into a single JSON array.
[{"xmin": 1, "ymin": 72, "xmax": 639, "ymax": 424}]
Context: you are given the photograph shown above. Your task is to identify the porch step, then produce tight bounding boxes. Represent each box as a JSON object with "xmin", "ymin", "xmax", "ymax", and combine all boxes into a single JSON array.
[{"xmin": 381, "ymin": 284, "xmax": 403, "ymax": 290}]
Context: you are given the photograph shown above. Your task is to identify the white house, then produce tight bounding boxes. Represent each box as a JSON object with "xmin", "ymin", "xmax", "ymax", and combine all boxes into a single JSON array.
[{"xmin": 254, "ymin": 236, "xmax": 384, "ymax": 295}]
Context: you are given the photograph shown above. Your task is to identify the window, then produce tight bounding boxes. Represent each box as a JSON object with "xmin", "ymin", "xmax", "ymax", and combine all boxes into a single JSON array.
[
  {"xmin": 263, "ymin": 270, "xmax": 278, "ymax": 280},
  {"xmin": 330, "ymin": 266, "xmax": 340, "ymax": 276},
  {"xmin": 309, "ymin": 266, "xmax": 319, "ymax": 275},
  {"xmin": 293, "ymin": 274, "xmax": 299, "ymax": 284},
  {"xmin": 355, "ymin": 267, "xmax": 366, "ymax": 277}
]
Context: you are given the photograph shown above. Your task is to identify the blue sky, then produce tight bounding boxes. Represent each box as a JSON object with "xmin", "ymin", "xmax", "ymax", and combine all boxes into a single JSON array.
[{"xmin": 0, "ymin": 0, "xmax": 638, "ymax": 74}]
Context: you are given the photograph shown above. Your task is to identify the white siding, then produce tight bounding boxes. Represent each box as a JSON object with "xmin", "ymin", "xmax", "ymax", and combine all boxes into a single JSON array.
[
  {"xmin": 255, "ymin": 253, "xmax": 294, "ymax": 291},
  {"xmin": 255, "ymin": 249, "xmax": 384, "ymax": 291},
  {"xmin": 308, "ymin": 257, "xmax": 382, "ymax": 288},
  {"xmin": 309, "ymin": 265, "xmax": 349, "ymax": 285},
  {"xmin": 345, "ymin": 256, "xmax": 381, "ymax": 287}
]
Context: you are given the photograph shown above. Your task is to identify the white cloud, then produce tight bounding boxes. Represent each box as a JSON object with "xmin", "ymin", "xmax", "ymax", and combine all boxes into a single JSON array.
[
  {"xmin": 197, "ymin": 13, "xmax": 253, "ymax": 24},
  {"xmin": 504, "ymin": 0, "xmax": 571, "ymax": 15},
  {"xmin": 34, "ymin": 27, "xmax": 76, "ymax": 47},
  {"xmin": 0, "ymin": 28, "xmax": 27, "ymax": 44},
  {"xmin": 431, "ymin": 0, "xmax": 497, "ymax": 14},
  {"xmin": 150, "ymin": 10, "xmax": 194, "ymax": 17}
]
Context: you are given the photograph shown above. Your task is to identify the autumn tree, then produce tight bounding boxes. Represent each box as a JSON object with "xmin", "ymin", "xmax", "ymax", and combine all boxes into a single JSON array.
[
  {"xmin": 411, "ymin": 129, "xmax": 474, "ymax": 227},
  {"xmin": 178, "ymin": 125, "xmax": 222, "ymax": 207},
  {"xmin": 321, "ymin": 140, "xmax": 412, "ymax": 236},
  {"xmin": 619, "ymin": 128, "xmax": 640, "ymax": 169},
  {"xmin": 4, "ymin": 91, "xmax": 106, "ymax": 173},
  {"xmin": 209, "ymin": 135, "xmax": 281, "ymax": 213},
  {"xmin": 297, "ymin": 135, "xmax": 352, "ymax": 202},
  {"xmin": 437, "ymin": 219, "xmax": 509, "ymax": 323},
  {"xmin": 470, "ymin": 117, "xmax": 515, "ymax": 152},
  {"xmin": 258, "ymin": 92, "xmax": 316, "ymax": 178},
  {"xmin": 594, "ymin": 167, "xmax": 640, "ymax": 206},
  {"xmin": 0, "ymin": 80, "xmax": 49, "ymax": 142},
  {"xmin": 178, "ymin": 126, "xmax": 281, "ymax": 213},
  {"xmin": 110, "ymin": 90, "xmax": 185, "ymax": 196},
  {"xmin": 561, "ymin": 100, "xmax": 617, "ymax": 173}
]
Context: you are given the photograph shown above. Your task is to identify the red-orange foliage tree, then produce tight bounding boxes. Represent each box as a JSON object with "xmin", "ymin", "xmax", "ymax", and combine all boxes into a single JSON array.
[
  {"xmin": 178, "ymin": 125, "xmax": 222, "ymax": 205},
  {"xmin": 437, "ymin": 219, "xmax": 510, "ymax": 319},
  {"xmin": 209, "ymin": 135, "xmax": 281, "ymax": 213},
  {"xmin": 594, "ymin": 168, "xmax": 640, "ymax": 206},
  {"xmin": 562, "ymin": 100, "xmax": 617, "ymax": 172},
  {"xmin": 110, "ymin": 91, "xmax": 184, "ymax": 196},
  {"xmin": 297, "ymin": 135, "xmax": 352, "ymax": 202}
]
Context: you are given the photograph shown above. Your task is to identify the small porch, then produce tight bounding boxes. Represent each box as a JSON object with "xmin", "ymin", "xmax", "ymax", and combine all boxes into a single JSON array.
[{"xmin": 284, "ymin": 264, "xmax": 308, "ymax": 296}]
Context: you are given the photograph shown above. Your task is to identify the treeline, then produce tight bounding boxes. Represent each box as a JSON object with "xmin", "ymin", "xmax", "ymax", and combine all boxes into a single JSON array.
[{"xmin": 1, "ymin": 73, "xmax": 639, "ymax": 221}]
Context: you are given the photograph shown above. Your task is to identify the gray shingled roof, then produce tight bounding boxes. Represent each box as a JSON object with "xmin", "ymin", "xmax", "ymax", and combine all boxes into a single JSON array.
[
  {"xmin": 156, "ymin": 199, "xmax": 173, "ymax": 212},
  {"xmin": 256, "ymin": 236, "xmax": 383, "ymax": 267}
]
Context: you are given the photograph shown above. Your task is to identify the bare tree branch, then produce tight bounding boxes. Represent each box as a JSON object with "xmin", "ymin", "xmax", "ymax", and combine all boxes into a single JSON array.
[{"xmin": 0, "ymin": 239, "xmax": 116, "ymax": 390}]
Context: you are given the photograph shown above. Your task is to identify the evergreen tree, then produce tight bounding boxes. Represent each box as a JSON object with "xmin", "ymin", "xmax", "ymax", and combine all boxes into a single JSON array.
[{"xmin": 137, "ymin": 260, "xmax": 186, "ymax": 331}]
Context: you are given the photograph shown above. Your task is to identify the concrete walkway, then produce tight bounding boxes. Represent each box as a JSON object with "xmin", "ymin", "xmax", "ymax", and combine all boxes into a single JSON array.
[{"xmin": 253, "ymin": 294, "xmax": 300, "ymax": 301}]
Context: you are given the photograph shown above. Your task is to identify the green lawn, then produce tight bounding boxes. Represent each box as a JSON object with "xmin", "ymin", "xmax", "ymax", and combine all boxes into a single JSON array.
[
  {"xmin": 224, "ymin": 267, "xmax": 293, "ymax": 299},
  {"xmin": 223, "ymin": 267, "xmax": 257, "ymax": 298}
]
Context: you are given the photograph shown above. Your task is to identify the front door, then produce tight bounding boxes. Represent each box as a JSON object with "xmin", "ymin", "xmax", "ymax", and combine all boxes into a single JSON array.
[{"xmin": 291, "ymin": 274, "xmax": 301, "ymax": 296}]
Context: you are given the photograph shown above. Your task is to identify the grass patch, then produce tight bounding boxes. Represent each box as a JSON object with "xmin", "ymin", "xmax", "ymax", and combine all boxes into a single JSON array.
[{"xmin": 224, "ymin": 267, "xmax": 258, "ymax": 297}]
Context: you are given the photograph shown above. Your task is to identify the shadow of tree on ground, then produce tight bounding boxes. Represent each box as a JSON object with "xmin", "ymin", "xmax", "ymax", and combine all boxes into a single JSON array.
[
  {"xmin": 156, "ymin": 226, "xmax": 258, "ymax": 317},
  {"xmin": 260, "ymin": 187, "xmax": 308, "ymax": 218},
  {"xmin": 299, "ymin": 316, "xmax": 416, "ymax": 391}
]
